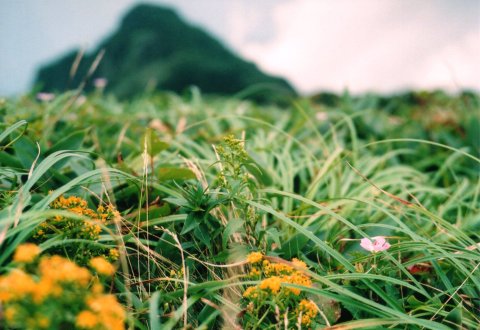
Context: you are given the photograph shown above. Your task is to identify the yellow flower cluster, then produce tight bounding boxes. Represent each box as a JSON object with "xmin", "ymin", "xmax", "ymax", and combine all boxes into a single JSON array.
[
  {"xmin": 76, "ymin": 310, "xmax": 99, "ymax": 328},
  {"xmin": 0, "ymin": 244, "xmax": 124, "ymax": 330},
  {"xmin": 39, "ymin": 255, "xmax": 92, "ymax": 287},
  {"xmin": 13, "ymin": 243, "xmax": 41, "ymax": 263},
  {"xmin": 0, "ymin": 255, "xmax": 91, "ymax": 304},
  {"xmin": 109, "ymin": 248, "xmax": 120, "ymax": 260},
  {"xmin": 297, "ymin": 299, "xmax": 318, "ymax": 326},
  {"xmin": 33, "ymin": 195, "xmax": 121, "ymax": 264},
  {"xmin": 259, "ymin": 276, "xmax": 282, "ymax": 294},
  {"xmin": 90, "ymin": 256, "xmax": 116, "ymax": 276},
  {"xmin": 242, "ymin": 286, "xmax": 259, "ymax": 299},
  {"xmin": 242, "ymin": 256, "xmax": 320, "ymax": 328},
  {"xmin": 77, "ymin": 294, "xmax": 126, "ymax": 330},
  {"xmin": 249, "ymin": 267, "xmax": 260, "ymax": 276},
  {"xmin": 36, "ymin": 195, "xmax": 119, "ymax": 241},
  {"xmin": 246, "ymin": 251, "xmax": 263, "ymax": 264},
  {"xmin": 247, "ymin": 258, "xmax": 312, "ymax": 296}
]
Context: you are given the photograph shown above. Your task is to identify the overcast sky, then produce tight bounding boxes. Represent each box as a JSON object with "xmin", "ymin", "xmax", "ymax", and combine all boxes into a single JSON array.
[{"xmin": 1, "ymin": 0, "xmax": 479, "ymax": 96}]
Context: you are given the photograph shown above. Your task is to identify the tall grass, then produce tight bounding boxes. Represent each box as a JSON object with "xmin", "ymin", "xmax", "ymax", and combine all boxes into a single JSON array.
[{"xmin": 0, "ymin": 90, "xmax": 478, "ymax": 329}]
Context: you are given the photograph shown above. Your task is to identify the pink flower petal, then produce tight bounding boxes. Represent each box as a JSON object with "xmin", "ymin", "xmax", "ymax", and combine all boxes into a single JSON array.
[
  {"xmin": 37, "ymin": 92, "xmax": 55, "ymax": 102},
  {"xmin": 360, "ymin": 238, "xmax": 374, "ymax": 251},
  {"xmin": 94, "ymin": 78, "xmax": 108, "ymax": 88},
  {"xmin": 360, "ymin": 236, "xmax": 391, "ymax": 253}
]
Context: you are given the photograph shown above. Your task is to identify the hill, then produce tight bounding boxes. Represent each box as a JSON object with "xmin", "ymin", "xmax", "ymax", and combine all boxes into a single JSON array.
[{"xmin": 34, "ymin": 4, "xmax": 296, "ymax": 103}]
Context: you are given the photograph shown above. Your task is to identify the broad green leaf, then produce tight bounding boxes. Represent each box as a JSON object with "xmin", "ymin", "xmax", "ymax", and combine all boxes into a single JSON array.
[
  {"xmin": 157, "ymin": 167, "xmax": 196, "ymax": 181},
  {"xmin": 47, "ymin": 130, "xmax": 86, "ymax": 154},
  {"xmin": 194, "ymin": 223, "xmax": 211, "ymax": 249},
  {"xmin": 280, "ymin": 233, "xmax": 309, "ymax": 259},
  {"xmin": 0, "ymin": 151, "xmax": 23, "ymax": 168},
  {"xmin": 136, "ymin": 204, "xmax": 172, "ymax": 222},
  {"xmin": 143, "ymin": 129, "xmax": 169, "ymax": 156},
  {"xmin": 265, "ymin": 227, "xmax": 282, "ymax": 249},
  {"xmin": 0, "ymin": 120, "xmax": 28, "ymax": 151},
  {"xmin": 14, "ymin": 135, "xmax": 39, "ymax": 169},
  {"xmin": 149, "ymin": 291, "xmax": 162, "ymax": 330},
  {"xmin": 222, "ymin": 218, "xmax": 244, "ymax": 249},
  {"xmin": 181, "ymin": 213, "xmax": 198, "ymax": 235}
]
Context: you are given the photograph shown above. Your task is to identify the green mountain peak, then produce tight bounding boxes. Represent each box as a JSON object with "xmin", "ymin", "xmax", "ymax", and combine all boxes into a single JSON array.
[{"xmin": 35, "ymin": 4, "xmax": 296, "ymax": 103}]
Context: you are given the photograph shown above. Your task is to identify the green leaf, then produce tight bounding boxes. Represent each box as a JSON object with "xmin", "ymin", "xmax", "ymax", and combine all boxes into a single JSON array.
[
  {"xmin": 466, "ymin": 115, "xmax": 480, "ymax": 156},
  {"xmin": 143, "ymin": 129, "xmax": 169, "ymax": 156},
  {"xmin": 114, "ymin": 184, "xmax": 139, "ymax": 201},
  {"xmin": 194, "ymin": 223, "xmax": 212, "ymax": 249},
  {"xmin": 157, "ymin": 167, "xmax": 196, "ymax": 181},
  {"xmin": 181, "ymin": 213, "xmax": 198, "ymax": 235},
  {"xmin": 222, "ymin": 218, "xmax": 244, "ymax": 249},
  {"xmin": 164, "ymin": 197, "xmax": 189, "ymax": 208},
  {"xmin": 406, "ymin": 295, "xmax": 423, "ymax": 308},
  {"xmin": 310, "ymin": 295, "xmax": 341, "ymax": 325},
  {"xmin": 197, "ymin": 305, "xmax": 219, "ymax": 327},
  {"xmin": 445, "ymin": 303, "xmax": 463, "ymax": 326},
  {"xmin": 137, "ymin": 204, "xmax": 172, "ymax": 221},
  {"xmin": 14, "ymin": 135, "xmax": 39, "ymax": 169},
  {"xmin": 0, "ymin": 120, "xmax": 27, "ymax": 149},
  {"xmin": 149, "ymin": 291, "xmax": 162, "ymax": 330},
  {"xmin": 265, "ymin": 227, "xmax": 282, "ymax": 249},
  {"xmin": 244, "ymin": 155, "xmax": 272, "ymax": 186},
  {"xmin": 280, "ymin": 233, "xmax": 309, "ymax": 259},
  {"xmin": 47, "ymin": 130, "xmax": 86, "ymax": 154},
  {"xmin": 155, "ymin": 232, "xmax": 178, "ymax": 260},
  {"xmin": 0, "ymin": 151, "xmax": 23, "ymax": 168}
]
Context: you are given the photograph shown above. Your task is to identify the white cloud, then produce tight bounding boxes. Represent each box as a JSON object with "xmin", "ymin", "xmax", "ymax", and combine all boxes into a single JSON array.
[
  {"xmin": 237, "ymin": 0, "xmax": 480, "ymax": 93},
  {"xmin": 420, "ymin": 32, "xmax": 480, "ymax": 90},
  {"xmin": 1, "ymin": 0, "xmax": 478, "ymax": 95}
]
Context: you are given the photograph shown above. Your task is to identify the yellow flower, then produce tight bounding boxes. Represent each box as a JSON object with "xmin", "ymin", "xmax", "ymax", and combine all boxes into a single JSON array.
[
  {"xmin": 283, "ymin": 271, "xmax": 312, "ymax": 295},
  {"xmin": 0, "ymin": 269, "xmax": 36, "ymax": 302},
  {"xmin": 0, "ymin": 251, "xmax": 125, "ymax": 330},
  {"xmin": 249, "ymin": 267, "xmax": 260, "ymax": 276},
  {"xmin": 36, "ymin": 316, "xmax": 50, "ymax": 329},
  {"xmin": 264, "ymin": 262, "xmax": 294, "ymax": 276},
  {"xmin": 83, "ymin": 221, "xmax": 102, "ymax": 238},
  {"xmin": 297, "ymin": 299, "xmax": 318, "ymax": 326},
  {"xmin": 45, "ymin": 195, "xmax": 115, "ymax": 240},
  {"xmin": 87, "ymin": 295, "xmax": 126, "ymax": 330},
  {"xmin": 13, "ymin": 243, "xmax": 41, "ymax": 263},
  {"xmin": 259, "ymin": 276, "xmax": 282, "ymax": 294},
  {"xmin": 90, "ymin": 257, "xmax": 116, "ymax": 276},
  {"xmin": 109, "ymin": 248, "xmax": 120, "ymax": 260},
  {"xmin": 243, "ymin": 286, "xmax": 258, "ymax": 299},
  {"xmin": 76, "ymin": 310, "xmax": 98, "ymax": 328},
  {"xmin": 91, "ymin": 280, "xmax": 104, "ymax": 294},
  {"xmin": 39, "ymin": 255, "xmax": 91, "ymax": 286},
  {"xmin": 4, "ymin": 307, "xmax": 16, "ymax": 322},
  {"xmin": 291, "ymin": 258, "xmax": 307, "ymax": 270},
  {"xmin": 246, "ymin": 252, "xmax": 263, "ymax": 264}
]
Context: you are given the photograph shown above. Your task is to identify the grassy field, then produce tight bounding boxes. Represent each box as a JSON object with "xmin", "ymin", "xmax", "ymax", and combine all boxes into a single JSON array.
[{"xmin": 0, "ymin": 89, "xmax": 479, "ymax": 329}]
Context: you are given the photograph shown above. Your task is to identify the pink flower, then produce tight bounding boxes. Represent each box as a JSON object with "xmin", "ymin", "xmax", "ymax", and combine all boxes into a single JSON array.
[
  {"xmin": 93, "ymin": 78, "xmax": 108, "ymax": 88},
  {"xmin": 36, "ymin": 92, "xmax": 55, "ymax": 102},
  {"xmin": 316, "ymin": 111, "xmax": 328, "ymax": 121},
  {"xmin": 360, "ymin": 236, "xmax": 391, "ymax": 253}
]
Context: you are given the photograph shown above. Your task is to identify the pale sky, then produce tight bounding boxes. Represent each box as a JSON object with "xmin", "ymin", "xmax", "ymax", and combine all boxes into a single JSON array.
[{"xmin": 1, "ymin": 0, "xmax": 479, "ymax": 96}]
